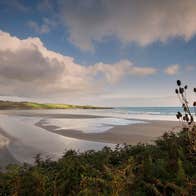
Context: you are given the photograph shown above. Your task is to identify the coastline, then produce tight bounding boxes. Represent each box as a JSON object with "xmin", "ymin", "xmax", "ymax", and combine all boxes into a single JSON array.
[
  {"xmin": 36, "ymin": 115, "xmax": 180, "ymax": 145},
  {"xmin": 0, "ymin": 100, "xmax": 112, "ymax": 110},
  {"xmin": 0, "ymin": 111, "xmax": 180, "ymax": 167}
]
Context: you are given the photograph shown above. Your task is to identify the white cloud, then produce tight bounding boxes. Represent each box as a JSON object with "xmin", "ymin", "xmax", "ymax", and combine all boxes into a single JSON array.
[
  {"xmin": 0, "ymin": 30, "xmax": 156, "ymax": 98},
  {"xmin": 90, "ymin": 60, "xmax": 156, "ymax": 84},
  {"xmin": 59, "ymin": 0, "xmax": 196, "ymax": 51},
  {"xmin": 164, "ymin": 64, "xmax": 179, "ymax": 75}
]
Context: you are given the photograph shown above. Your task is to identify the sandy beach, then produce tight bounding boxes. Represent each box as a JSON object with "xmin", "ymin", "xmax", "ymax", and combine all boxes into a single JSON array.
[
  {"xmin": 36, "ymin": 116, "xmax": 180, "ymax": 145},
  {"xmin": 0, "ymin": 110, "xmax": 180, "ymax": 167}
]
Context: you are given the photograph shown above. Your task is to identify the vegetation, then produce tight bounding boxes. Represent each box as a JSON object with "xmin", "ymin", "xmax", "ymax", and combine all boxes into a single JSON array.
[
  {"xmin": 0, "ymin": 80, "xmax": 195, "ymax": 195},
  {"xmin": 175, "ymin": 80, "xmax": 196, "ymax": 125},
  {"xmin": 0, "ymin": 100, "xmax": 112, "ymax": 110},
  {"xmin": 0, "ymin": 128, "xmax": 196, "ymax": 195}
]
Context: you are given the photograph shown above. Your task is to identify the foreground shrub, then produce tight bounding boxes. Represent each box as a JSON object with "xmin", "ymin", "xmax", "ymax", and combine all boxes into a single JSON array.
[{"xmin": 0, "ymin": 128, "xmax": 196, "ymax": 195}]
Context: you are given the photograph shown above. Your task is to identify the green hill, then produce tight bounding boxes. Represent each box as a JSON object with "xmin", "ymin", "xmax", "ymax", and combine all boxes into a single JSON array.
[{"xmin": 0, "ymin": 100, "xmax": 112, "ymax": 110}]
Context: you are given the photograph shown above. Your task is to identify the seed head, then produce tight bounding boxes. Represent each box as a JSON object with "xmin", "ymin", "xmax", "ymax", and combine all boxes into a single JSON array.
[
  {"xmin": 179, "ymin": 87, "xmax": 184, "ymax": 94},
  {"xmin": 177, "ymin": 80, "xmax": 181, "ymax": 86}
]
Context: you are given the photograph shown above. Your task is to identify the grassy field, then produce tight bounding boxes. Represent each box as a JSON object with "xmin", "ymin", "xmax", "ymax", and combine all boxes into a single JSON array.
[{"xmin": 0, "ymin": 100, "xmax": 112, "ymax": 110}]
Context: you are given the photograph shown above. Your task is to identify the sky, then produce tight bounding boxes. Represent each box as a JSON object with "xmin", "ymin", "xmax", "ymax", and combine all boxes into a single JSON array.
[{"xmin": 0, "ymin": 0, "xmax": 195, "ymax": 106}]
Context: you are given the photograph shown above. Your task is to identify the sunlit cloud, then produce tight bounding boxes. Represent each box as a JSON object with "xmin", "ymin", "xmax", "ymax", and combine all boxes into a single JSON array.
[
  {"xmin": 0, "ymin": 30, "xmax": 156, "ymax": 98},
  {"xmin": 164, "ymin": 64, "xmax": 179, "ymax": 75}
]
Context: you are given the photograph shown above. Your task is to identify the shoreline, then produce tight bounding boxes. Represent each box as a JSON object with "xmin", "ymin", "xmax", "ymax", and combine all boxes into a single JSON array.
[
  {"xmin": 36, "ymin": 116, "xmax": 180, "ymax": 145},
  {"xmin": 0, "ymin": 111, "xmax": 180, "ymax": 168}
]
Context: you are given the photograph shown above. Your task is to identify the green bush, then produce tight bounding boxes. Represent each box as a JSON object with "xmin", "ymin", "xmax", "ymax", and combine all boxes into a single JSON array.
[{"xmin": 0, "ymin": 128, "xmax": 196, "ymax": 195}]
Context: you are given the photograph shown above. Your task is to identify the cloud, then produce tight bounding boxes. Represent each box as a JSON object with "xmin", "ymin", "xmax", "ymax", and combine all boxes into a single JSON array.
[
  {"xmin": 28, "ymin": 21, "xmax": 50, "ymax": 34},
  {"xmin": 90, "ymin": 61, "xmax": 156, "ymax": 84},
  {"xmin": 0, "ymin": 0, "xmax": 28, "ymax": 12},
  {"xmin": 0, "ymin": 30, "xmax": 156, "ymax": 98},
  {"xmin": 59, "ymin": 0, "xmax": 196, "ymax": 51},
  {"xmin": 37, "ymin": 0, "xmax": 53, "ymax": 11},
  {"xmin": 27, "ymin": 18, "xmax": 57, "ymax": 34},
  {"xmin": 186, "ymin": 65, "xmax": 196, "ymax": 72},
  {"xmin": 0, "ymin": 31, "xmax": 92, "ymax": 97},
  {"xmin": 164, "ymin": 64, "xmax": 179, "ymax": 75}
]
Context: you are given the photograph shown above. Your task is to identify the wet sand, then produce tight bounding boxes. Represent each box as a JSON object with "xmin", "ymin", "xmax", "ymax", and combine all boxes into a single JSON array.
[
  {"xmin": 36, "ymin": 116, "xmax": 180, "ymax": 145},
  {"xmin": 0, "ymin": 128, "xmax": 19, "ymax": 168},
  {"xmin": 0, "ymin": 112, "xmax": 180, "ymax": 167}
]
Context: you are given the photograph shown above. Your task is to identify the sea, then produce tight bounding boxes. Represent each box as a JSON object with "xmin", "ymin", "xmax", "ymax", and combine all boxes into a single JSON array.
[{"xmin": 51, "ymin": 106, "xmax": 195, "ymax": 121}]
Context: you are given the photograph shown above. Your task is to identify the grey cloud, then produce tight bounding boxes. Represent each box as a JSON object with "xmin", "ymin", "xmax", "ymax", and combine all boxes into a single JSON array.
[
  {"xmin": 28, "ymin": 21, "xmax": 50, "ymax": 34},
  {"xmin": 0, "ymin": 0, "xmax": 29, "ymax": 12},
  {"xmin": 27, "ymin": 17, "xmax": 58, "ymax": 34},
  {"xmin": 0, "ymin": 49, "xmax": 65, "ymax": 82},
  {"xmin": 59, "ymin": 0, "xmax": 196, "ymax": 51}
]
